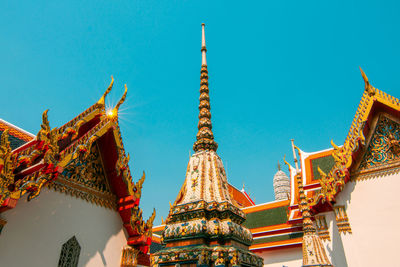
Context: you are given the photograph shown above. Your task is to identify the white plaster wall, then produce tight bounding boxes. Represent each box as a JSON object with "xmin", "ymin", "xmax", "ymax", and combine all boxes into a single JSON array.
[
  {"xmin": 333, "ymin": 172, "xmax": 400, "ymax": 267},
  {"xmin": 254, "ymin": 246, "xmax": 302, "ymax": 267},
  {"xmin": 319, "ymin": 211, "xmax": 349, "ymax": 267},
  {"xmin": 0, "ymin": 188, "xmax": 128, "ymax": 267}
]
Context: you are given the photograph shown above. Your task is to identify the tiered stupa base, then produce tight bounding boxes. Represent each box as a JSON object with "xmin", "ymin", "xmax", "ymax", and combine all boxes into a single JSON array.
[
  {"xmin": 152, "ymin": 244, "xmax": 263, "ymax": 266},
  {"xmin": 151, "ymin": 199, "xmax": 263, "ymax": 266}
]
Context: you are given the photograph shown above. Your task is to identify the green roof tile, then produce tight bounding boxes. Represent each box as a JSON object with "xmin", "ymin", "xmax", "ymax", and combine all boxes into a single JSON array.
[
  {"xmin": 311, "ymin": 155, "xmax": 335, "ymax": 180},
  {"xmin": 244, "ymin": 206, "xmax": 288, "ymax": 229},
  {"xmin": 252, "ymin": 232, "xmax": 303, "ymax": 245}
]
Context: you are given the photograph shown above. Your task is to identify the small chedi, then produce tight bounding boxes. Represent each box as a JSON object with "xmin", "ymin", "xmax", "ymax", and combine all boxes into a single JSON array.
[
  {"xmin": 273, "ymin": 162, "xmax": 290, "ymax": 200},
  {"xmin": 151, "ymin": 24, "xmax": 263, "ymax": 267}
]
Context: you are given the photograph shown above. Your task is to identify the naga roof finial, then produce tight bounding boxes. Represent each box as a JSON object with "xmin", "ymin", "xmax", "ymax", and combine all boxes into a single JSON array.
[
  {"xmin": 107, "ymin": 84, "xmax": 127, "ymax": 120},
  {"xmin": 359, "ymin": 67, "xmax": 375, "ymax": 96},
  {"xmin": 193, "ymin": 23, "xmax": 218, "ymax": 152},
  {"xmin": 291, "ymin": 139, "xmax": 300, "ymax": 173},
  {"xmin": 98, "ymin": 76, "xmax": 114, "ymax": 106},
  {"xmin": 114, "ymin": 84, "xmax": 128, "ymax": 113}
]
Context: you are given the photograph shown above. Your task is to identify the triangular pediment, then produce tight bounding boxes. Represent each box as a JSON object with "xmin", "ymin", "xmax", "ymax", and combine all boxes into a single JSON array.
[
  {"xmin": 48, "ymin": 143, "xmax": 117, "ymax": 209},
  {"xmin": 357, "ymin": 114, "xmax": 400, "ymax": 172}
]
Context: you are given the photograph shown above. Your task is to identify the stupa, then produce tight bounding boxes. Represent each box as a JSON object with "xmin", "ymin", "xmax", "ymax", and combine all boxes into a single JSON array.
[
  {"xmin": 273, "ymin": 162, "xmax": 290, "ymax": 200},
  {"xmin": 150, "ymin": 24, "xmax": 263, "ymax": 267}
]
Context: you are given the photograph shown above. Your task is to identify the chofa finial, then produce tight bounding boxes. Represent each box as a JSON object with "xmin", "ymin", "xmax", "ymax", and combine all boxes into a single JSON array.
[
  {"xmin": 98, "ymin": 76, "xmax": 114, "ymax": 106},
  {"xmin": 107, "ymin": 84, "xmax": 128, "ymax": 120},
  {"xmin": 359, "ymin": 67, "xmax": 375, "ymax": 96},
  {"xmin": 291, "ymin": 139, "xmax": 300, "ymax": 173}
]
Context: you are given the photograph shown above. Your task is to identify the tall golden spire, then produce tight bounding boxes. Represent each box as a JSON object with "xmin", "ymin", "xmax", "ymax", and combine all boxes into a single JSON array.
[{"xmin": 193, "ymin": 23, "xmax": 218, "ymax": 152}]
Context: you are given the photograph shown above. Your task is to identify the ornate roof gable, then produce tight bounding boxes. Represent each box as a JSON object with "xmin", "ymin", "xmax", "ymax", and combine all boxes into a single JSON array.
[
  {"xmin": 48, "ymin": 144, "xmax": 116, "ymax": 209},
  {"xmin": 353, "ymin": 114, "xmax": 400, "ymax": 178},
  {"xmin": 311, "ymin": 68, "xmax": 400, "ymax": 207},
  {"xmin": 0, "ymin": 77, "xmax": 156, "ymax": 258}
]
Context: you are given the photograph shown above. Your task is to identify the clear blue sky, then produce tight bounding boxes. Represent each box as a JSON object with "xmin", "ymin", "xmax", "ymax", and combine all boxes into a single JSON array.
[{"xmin": 1, "ymin": 1, "xmax": 399, "ymax": 224}]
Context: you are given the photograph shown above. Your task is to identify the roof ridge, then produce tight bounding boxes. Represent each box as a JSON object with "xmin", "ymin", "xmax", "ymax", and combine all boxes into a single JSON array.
[{"xmin": 0, "ymin": 118, "xmax": 35, "ymax": 139}]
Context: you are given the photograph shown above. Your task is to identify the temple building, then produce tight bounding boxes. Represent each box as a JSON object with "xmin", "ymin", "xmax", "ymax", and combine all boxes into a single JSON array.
[
  {"xmin": 151, "ymin": 25, "xmax": 400, "ymax": 267},
  {"xmin": 1, "ymin": 22, "xmax": 400, "ymax": 267},
  {"xmin": 150, "ymin": 24, "xmax": 263, "ymax": 267},
  {"xmin": 0, "ymin": 81, "xmax": 155, "ymax": 267}
]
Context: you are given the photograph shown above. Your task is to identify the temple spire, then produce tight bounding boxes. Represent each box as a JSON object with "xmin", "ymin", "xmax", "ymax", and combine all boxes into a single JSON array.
[{"xmin": 193, "ymin": 23, "xmax": 218, "ymax": 152}]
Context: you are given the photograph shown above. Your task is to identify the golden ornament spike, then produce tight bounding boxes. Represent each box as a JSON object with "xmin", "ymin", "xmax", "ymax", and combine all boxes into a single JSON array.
[
  {"xmin": 98, "ymin": 76, "xmax": 114, "ymax": 106},
  {"xmin": 134, "ymin": 171, "xmax": 146, "ymax": 197},
  {"xmin": 331, "ymin": 139, "xmax": 340, "ymax": 150},
  {"xmin": 113, "ymin": 84, "xmax": 128, "ymax": 115},
  {"xmin": 291, "ymin": 139, "xmax": 300, "ymax": 173},
  {"xmin": 193, "ymin": 23, "xmax": 218, "ymax": 152},
  {"xmin": 283, "ymin": 155, "xmax": 290, "ymax": 168},
  {"xmin": 359, "ymin": 67, "xmax": 375, "ymax": 96},
  {"xmin": 359, "ymin": 66, "xmax": 369, "ymax": 87},
  {"xmin": 146, "ymin": 208, "xmax": 156, "ymax": 230},
  {"xmin": 37, "ymin": 109, "xmax": 50, "ymax": 139}
]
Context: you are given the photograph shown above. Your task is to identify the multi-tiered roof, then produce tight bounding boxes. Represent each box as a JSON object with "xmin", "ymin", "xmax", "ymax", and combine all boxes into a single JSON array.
[{"xmin": 0, "ymin": 81, "xmax": 155, "ymax": 266}]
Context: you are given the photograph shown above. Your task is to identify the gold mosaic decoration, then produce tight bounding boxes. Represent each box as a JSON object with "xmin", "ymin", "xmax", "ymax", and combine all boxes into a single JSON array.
[
  {"xmin": 120, "ymin": 246, "xmax": 139, "ymax": 267},
  {"xmin": 359, "ymin": 115, "xmax": 400, "ymax": 170},
  {"xmin": 333, "ymin": 205, "xmax": 352, "ymax": 234},
  {"xmin": 0, "ymin": 130, "xmax": 17, "ymax": 204},
  {"xmin": 48, "ymin": 144, "xmax": 116, "ymax": 209},
  {"xmin": 315, "ymin": 215, "xmax": 330, "ymax": 241}
]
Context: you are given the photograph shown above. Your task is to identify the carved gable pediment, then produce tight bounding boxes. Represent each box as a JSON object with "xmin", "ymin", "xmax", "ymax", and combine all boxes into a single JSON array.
[
  {"xmin": 358, "ymin": 114, "xmax": 400, "ymax": 173},
  {"xmin": 47, "ymin": 143, "xmax": 117, "ymax": 209}
]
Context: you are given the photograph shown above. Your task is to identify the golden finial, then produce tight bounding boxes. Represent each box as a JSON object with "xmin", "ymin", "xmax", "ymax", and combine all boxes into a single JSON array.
[
  {"xmin": 291, "ymin": 139, "xmax": 300, "ymax": 173},
  {"xmin": 277, "ymin": 161, "xmax": 281, "ymax": 171},
  {"xmin": 193, "ymin": 23, "xmax": 218, "ymax": 152},
  {"xmin": 283, "ymin": 155, "xmax": 290, "ymax": 168},
  {"xmin": 107, "ymin": 84, "xmax": 127, "ymax": 119},
  {"xmin": 331, "ymin": 139, "xmax": 340, "ymax": 150},
  {"xmin": 98, "ymin": 76, "xmax": 114, "ymax": 106},
  {"xmin": 359, "ymin": 67, "xmax": 375, "ymax": 96},
  {"xmin": 115, "ymin": 84, "xmax": 128, "ymax": 112},
  {"xmin": 146, "ymin": 208, "xmax": 156, "ymax": 230}
]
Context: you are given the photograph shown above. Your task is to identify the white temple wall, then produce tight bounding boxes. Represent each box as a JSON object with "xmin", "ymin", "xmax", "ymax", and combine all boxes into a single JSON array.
[
  {"xmin": 333, "ymin": 172, "xmax": 400, "ymax": 267},
  {"xmin": 0, "ymin": 188, "xmax": 128, "ymax": 267},
  {"xmin": 255, "ymin": 246, "xmax": 302, "ymax": 267},
  {"xmin": 319, "ymin": 211, "xmax": 350, "ymax": 267}
]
